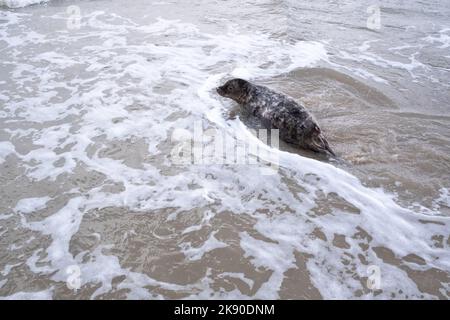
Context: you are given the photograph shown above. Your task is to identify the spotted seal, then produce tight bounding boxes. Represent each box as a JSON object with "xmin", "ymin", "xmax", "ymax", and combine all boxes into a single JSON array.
[{"xmin": 216, "ymin": 78, "xmax": 335, "ymax": 156}]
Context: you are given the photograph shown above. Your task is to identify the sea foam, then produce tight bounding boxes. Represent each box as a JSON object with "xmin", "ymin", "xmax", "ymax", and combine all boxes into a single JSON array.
[{"xmin": 0, "ymin": 0, "xmax": 48, "ymax": 8}]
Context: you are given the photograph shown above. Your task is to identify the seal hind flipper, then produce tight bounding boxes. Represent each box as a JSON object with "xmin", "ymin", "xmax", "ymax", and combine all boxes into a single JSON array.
[{"xmin": 307, "ymin": 134, "xmax": 336, "ymax": 157}]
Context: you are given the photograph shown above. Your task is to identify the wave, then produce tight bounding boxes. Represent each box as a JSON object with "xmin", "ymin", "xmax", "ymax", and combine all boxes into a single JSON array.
[{"xmin": 0, "ymin": 0, "xmax": 48, "ymax": 8}]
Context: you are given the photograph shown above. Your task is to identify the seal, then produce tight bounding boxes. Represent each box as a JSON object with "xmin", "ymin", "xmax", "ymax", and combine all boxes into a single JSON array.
[{"xmin": 216, "ymin": 78, "xmax": 335, "ymax": 156}]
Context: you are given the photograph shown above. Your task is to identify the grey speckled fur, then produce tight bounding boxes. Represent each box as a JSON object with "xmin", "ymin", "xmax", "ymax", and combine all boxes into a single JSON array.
[{"xmin": 217, "ymin": 78, "xmax": 335, "ymax": 156}]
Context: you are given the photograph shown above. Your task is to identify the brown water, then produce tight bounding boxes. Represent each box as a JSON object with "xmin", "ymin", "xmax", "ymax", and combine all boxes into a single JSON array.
[{"xmin": 0, "ymin": 0, "xmax": 449, "ymax": 299}]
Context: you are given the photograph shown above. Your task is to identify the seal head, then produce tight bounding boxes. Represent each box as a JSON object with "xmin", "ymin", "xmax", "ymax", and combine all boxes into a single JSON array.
[{"xmin": 216, "ymin": 79, "xmax": 252, "ymax": 104}]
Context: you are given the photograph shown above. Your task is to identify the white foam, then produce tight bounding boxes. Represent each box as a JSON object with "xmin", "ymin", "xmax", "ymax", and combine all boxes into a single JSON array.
[
  {"xmin": 424, "ymin": 28, "xmax": 450, "ymax": 49},
  {"xmin": 0, "ymin": 213, "xmax": 13, "ymax": 220},
  {"xmin": 181, "ymin": 231, "xmax": 228, "ymax": 261},
  {"xmin": 182, "ymin": 210, "xmax": 214, "ymax": 234},
  {"xmin": 0, "ymin": 0, "xmax": 48, "ymax": 8},
  {"xmin": 1, "ymin": 263, "xmax": 21, "ymax": 277},
  {"xmin": 0, "ymin": 288, "xmax": 53, "ymax": 300},
  {"xmin": 336, "ymin": 48, "xmax": 425, "ymax": 80},
  {"xmin": 218, "ymin": 272, "xmax": 254, "ymax": 289},
  {"xmin": 240, "ymin": 232, "xmax": 296, "ymax": 299},
  {"xmin": 14, "ymin": 197, "xmax": 51, "ymax": 214},
  {"xmin": 76, "ymin": 245, "xmax": 189, "ymax": 299},
  {"xmin": 433, "ymin": 188, "xmax": 450, "ymax": 210},
  {"xmin": 0, "ymin": 141, "xmax": 15, "ymax": 164},
  {"xmin": 26, "ymin": 249, "xmax": 53, "ymax": 274}
]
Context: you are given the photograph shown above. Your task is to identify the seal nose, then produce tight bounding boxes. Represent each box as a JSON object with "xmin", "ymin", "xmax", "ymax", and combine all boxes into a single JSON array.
[{"xmin": 216, "ymin": 86, "xmax": 224, "ymax": 95}]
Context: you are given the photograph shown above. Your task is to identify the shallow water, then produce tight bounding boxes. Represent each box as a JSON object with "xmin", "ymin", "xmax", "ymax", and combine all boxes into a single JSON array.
[{"xmin": 0, "ymin": 0, "xmax": 449, "ymax": 299}]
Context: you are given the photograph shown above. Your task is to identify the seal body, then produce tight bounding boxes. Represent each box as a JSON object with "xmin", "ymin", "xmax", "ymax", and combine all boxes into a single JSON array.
[{"xmin": 217, "ymin": 78, "xmax": 335, "ymax": 156}]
